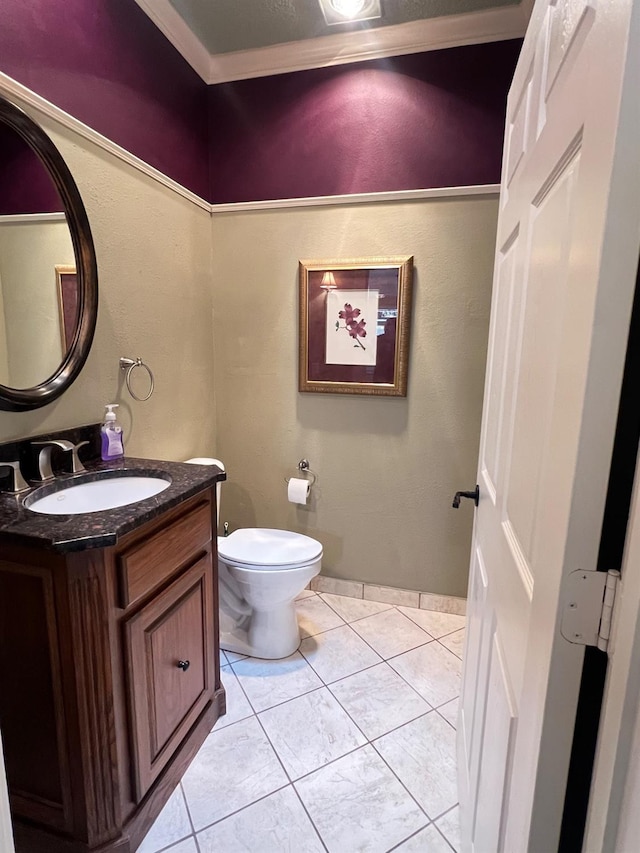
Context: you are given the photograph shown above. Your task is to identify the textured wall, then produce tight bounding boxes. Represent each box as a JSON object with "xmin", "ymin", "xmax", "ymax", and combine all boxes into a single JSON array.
[
  {"xmin": 208, "ymin": 41, "xmax": 520, "ymax": 202},
  {"xmin": 0, "ymin": 106, "xmax": 216, "ymax": 463},
  {"xmin": 0, "ymin": 0, "xmax": 209, "ymax": 198},
  {"xmin": 211, "ymin": 196, "xmax": 498, "ymax": 597},
  {"xmin": 0, "ymin": 219, "xmax": 73, "ymax": 387}
]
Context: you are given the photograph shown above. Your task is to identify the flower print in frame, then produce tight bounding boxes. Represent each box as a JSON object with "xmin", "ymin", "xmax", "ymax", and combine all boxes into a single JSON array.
[
  {"xmin": 326, "ymin": 290, "xmax": 379, "ymax": 366},
  {"xmin": 298, "ymin": 257, "xmax": 414, "ymax": 396}
]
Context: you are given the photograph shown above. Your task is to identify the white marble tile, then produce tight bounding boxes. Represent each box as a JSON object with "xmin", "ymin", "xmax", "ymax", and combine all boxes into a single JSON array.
[
  {"xmin": 363, "ymin": 584, "xmax": 420, "ymax": 608},
  {"xmin": 196, "ymin": 785, "xmax": 324, "ymax": 853},
  {"xmin": 420, "ymin": 593, "xmax": 467, "ymax": 616},
  {"xmin": 394, "ymin": 824, "xmax": 454, "ymax": 852},
  {"xmin": 350, "ymin": 608, "xmax": 432, "ymax": 659},
  {"xmin": 299, "ymin": 624, "xmax": 382, "ymax": 683},
  {"xmin": 137, "ymin": 785, "xmax": 192, "ymax": 853},
  {"xmin": 310, "ymin": 575, "xmax": 364, "ymax": 598},
  {"xmin": 295, "ymin": 744, "xmax": 427, "ymax": 853},
  {"xmin": 439, "ymin": 629, "xmax": 465, "ymax": 659},
  {"xmin": 436, "ymin": 805, "xmax": 460, "ymax": 852},
  {"xmin": 389, "ymin": 642, "xmax": 461, "ymax": 708},
  {"xmin": 398, "ymin": 607, "xmax": 466, "ymax": 639},
  {"xmin": 219, "ymin": 648, "xmax": 228, "ymax": 667},
  {"xmin": 258, "ymin": 687, "xmax": 367, "ymax": 779},
  {"xmin": 296, "ymin": 595, "xmax": 345, "ymax": 638},
  {"xmin": 319, "ymin": 592, "xmax": 392, "ymax": 623},
  {"xmin": 437, "ymin": 698, "xmax": 459, "ymax": 729},
  {"xmin": 181, "ymin": 716, "xmax": 288, "ymax": 830},
  {"xmin": 232, "ymin": 651, "xmax": 323, "ymax": 712},
  {"xmin": 214, "ymin": 666, "xmax": 254, "ymax": 729},
  {"xmin": 329, "ymin": 662, "xmax": 431, "ymax": 740},
  {"xmin": 374, "ymin": 712, "xmax": 458, "ymax": 819},
  {"xmin": 164, "ymin": 839, "xmax": 198, "ymax": 853}
]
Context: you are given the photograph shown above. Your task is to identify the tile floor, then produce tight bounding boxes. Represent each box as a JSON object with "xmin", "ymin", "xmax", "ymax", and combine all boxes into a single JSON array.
[{"xmin": 137, "ymin": 590, "xmax": 466, "ymax": 853}]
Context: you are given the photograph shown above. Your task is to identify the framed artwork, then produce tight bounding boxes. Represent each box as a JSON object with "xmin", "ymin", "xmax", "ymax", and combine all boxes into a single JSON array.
[
  {"xmin": 298, "ymin": 256, "xmax": 414, "ymax": 396},
  {"xmin": 55, "ymin": 264, "xmax": 78, "ymax": 352}
]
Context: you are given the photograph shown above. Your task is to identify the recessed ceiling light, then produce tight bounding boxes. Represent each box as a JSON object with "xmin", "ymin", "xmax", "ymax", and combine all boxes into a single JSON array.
[{"xmin": 318, "ymin": 0, "xmax": 382, "ymax": 26}]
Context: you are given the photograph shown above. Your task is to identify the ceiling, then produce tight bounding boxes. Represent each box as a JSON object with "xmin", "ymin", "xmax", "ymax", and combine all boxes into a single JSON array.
[{"xmin": 134, "ymin": 0, "xmax": 532, "ymax": 84}]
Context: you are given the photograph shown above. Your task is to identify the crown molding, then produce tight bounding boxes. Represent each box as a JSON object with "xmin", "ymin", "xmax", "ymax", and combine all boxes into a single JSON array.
[
  {"xmin": 133, "ymin": 0, "xmax": 211, "ymax": 81},
  {"xmin": 135, "ymin": 2, "xmax": 529, "ymax": 85},
  {"xmin": 208, "ymin": 5, "xmax": 528, "ymax": 83},
  {"xmin": 0, "ymin": 72, "xmax": 210, "ymax": 212},
  {"xmin": 211, "ymin": 184, "xmax": 501, "ymax": 213}
]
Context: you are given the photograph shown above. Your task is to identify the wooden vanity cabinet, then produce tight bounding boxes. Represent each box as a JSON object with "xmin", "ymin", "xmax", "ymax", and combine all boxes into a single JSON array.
[{"xmin": 0, "ymin": 487, "xmax": 225, "ymax": 853}]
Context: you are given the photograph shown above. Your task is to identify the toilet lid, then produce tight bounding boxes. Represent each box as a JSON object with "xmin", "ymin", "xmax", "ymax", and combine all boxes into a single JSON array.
[{"xmin": 218, "ymin": 528, "xmax": 322, "ymax": 567}]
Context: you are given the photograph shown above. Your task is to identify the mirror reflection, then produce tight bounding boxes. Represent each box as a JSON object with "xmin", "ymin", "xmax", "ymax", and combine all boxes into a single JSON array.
[{"xmin": 0, "ymin": 121, "xmax": 78, "ymax": 389}]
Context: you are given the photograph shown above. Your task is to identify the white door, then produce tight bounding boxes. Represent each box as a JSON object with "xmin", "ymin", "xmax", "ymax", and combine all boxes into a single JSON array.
[
  {"xmin": 458, "ymin": 0, "xmax": 640, "ymax": 850},
  {"xmin": 0, "ymin": 735, "xmax": 15, "ymax": 853}
]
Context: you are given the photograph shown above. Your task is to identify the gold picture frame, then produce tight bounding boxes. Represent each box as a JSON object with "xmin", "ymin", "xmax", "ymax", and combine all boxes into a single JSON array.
[{"xmin": 299, "ymin": 256, "xmax": 414, "ymax": 396}]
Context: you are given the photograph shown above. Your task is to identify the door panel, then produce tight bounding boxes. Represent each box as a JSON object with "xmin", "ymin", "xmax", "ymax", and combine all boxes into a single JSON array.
[{"xmin": 473, "ymin": 636, "xmax": 517, "ymax": 853}]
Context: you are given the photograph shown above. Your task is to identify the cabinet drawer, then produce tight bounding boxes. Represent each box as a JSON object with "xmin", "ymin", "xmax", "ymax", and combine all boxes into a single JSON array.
[
  {"xmin": 118, "ymin": 498, "xmax": 212, "ymax": 608},
  {"xmin": 124, "ymin": 555, "xmax": 214, "ymax": 801}
]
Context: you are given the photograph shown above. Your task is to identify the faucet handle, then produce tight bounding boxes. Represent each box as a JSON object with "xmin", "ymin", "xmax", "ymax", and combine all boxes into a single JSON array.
[
  {"xmin": 0, "ymin": 460, "xmax": 30, "ymax": 494},
  {"xmin": 68, "ymin": 440, "xmax": 89, "ymax": 473},
  {"xmin": 32, "ymin": 439, "xmax": 89, "ymax": 480}
]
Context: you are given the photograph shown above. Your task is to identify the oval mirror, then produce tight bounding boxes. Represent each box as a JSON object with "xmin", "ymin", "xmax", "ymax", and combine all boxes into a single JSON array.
[{"xmin": 0, "ymin": 95, "xmax": 98, "ymax": 411}]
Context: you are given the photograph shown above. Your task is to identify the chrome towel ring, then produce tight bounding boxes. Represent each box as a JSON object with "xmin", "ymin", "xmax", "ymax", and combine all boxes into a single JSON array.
[{"xmin": 119, "ymin": 356, "xmax": 154, "ymax": 402}]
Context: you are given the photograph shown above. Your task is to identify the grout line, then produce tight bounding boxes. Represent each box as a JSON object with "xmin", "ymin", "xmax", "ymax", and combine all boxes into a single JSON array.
[
  {"xmin": 317, "ymin": 591, "xmax": 394, "ymax": 622},
  {"xmin": 433, "ymin": 822, "xmax": 458, "ymax": 853},
  {"xmin": 367, "ymin": 714, "xmax": 436, "ymax": 822},
  {"xmin": 187, "ymin": 780, "xmax": 292, "ymax": 839},
  {"xmin": 398, "ymin": 607, "xmax": 466, "ymax": 640},
  {"xmin": 228, "ymin": 659, "xmax": 326, "ymax": 714},
  {"xmin": 385, "ymin": 822, "xmax": 433, "ymax": 852},
  {"xmin": 147, "ymin": 833, "xmax": 195, "ymax": 853},
  {"xmin": 290, "ymin": 782, "xmax": 331, "ymax": 853}
]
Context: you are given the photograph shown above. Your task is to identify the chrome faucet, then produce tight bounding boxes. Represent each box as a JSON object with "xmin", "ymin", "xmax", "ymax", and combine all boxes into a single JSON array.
[
  {"xmin": 32, "ymin": 439, "xmax": 89, "ymax": 481},
  {"xmin": 0, "ymin": 460, "xmax": 30, "ymax": 494}
]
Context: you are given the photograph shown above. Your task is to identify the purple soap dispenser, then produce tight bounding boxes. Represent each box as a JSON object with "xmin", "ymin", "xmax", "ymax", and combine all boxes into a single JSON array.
[{"xmin": 101, "ymin": 404, "xmax": 124, "ymax": 461}]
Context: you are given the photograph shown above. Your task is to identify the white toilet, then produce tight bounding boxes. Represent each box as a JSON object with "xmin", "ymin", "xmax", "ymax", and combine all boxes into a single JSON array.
[{"xmin": 185, "ymin": 458, "xmax": 322, "ymax": 659}]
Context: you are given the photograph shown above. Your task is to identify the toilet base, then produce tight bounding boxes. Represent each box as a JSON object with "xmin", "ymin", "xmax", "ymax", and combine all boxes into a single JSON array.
[{"xmin": 220, "ymin": 600, "xmax": 301, "ymax": 660}]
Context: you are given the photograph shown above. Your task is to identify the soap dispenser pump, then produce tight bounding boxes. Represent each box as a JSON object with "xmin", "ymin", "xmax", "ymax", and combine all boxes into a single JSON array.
[{"xmin": 101, "ymin": 403, "xmax": 124, "ymax": 461}]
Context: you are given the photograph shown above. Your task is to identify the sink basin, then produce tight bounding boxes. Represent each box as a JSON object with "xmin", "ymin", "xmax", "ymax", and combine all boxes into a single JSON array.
[{"xmin": 26, "ymin": 474, "xmax": 171, "ymax": 515}]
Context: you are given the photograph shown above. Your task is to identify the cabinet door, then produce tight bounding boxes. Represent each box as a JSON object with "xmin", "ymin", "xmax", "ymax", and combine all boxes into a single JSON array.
[{"xmin": 124, "ymin": 554, "xmax": 214, "ymax": 800}]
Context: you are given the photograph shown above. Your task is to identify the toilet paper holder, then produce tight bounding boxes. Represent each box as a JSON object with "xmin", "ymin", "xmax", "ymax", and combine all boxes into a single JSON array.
[{"xmin": 284, "ymin": 459, "xmax": 317, "ymax": 486}]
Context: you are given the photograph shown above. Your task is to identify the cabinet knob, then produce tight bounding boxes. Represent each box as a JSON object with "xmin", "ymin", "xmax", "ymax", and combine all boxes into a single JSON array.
[{"xmin": 176, "ymin": 660, "xmax": 190, "ymax": 672}]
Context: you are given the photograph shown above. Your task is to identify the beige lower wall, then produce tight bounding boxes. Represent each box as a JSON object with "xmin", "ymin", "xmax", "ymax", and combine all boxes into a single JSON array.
[
  {"xmin": 0, "ymin": 108, "xmax": 216, "ymax": 462},
  {"xmin": 211, "ymin": 197, "xmax": 498, "ymax": 598},
  {"xmin": 0, "ymin": 218, "xmax": 73, "ymax": 388}
]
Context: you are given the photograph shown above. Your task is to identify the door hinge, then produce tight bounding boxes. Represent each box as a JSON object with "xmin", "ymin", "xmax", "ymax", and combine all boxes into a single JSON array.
[{"xmin": 561, "ymin": 569, "xmax": 621, "ymax": 652}]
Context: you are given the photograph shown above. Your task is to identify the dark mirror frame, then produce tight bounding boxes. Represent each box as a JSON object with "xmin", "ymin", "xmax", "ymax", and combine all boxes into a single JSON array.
[{"xmin": 0, "ymin": 95, "xmax": 98, "ymax": 411}]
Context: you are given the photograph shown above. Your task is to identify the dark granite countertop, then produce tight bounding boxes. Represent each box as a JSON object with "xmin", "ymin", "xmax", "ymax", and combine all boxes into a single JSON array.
[{"xmin": 0, "ymin": 457, "xmax": 225, "ymax": 553}]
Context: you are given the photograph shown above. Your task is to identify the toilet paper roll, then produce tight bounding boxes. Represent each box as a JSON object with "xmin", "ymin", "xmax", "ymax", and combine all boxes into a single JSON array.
[{"xmin": 288, "ymin": 477, "xmax": 310, "ymax": 505}]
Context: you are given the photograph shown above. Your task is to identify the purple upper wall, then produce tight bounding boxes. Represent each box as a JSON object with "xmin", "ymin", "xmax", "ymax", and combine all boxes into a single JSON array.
[
  {"xmin": 0, "ymin": 123, "xmax": 63, "ymax": 215},
  {"xmin": 0, "ymin": 0, "xmax": 209, "ymax": 198},
  {"xmin": 208, "ymin": 40, "xmax": 521, "ymax": 203}
]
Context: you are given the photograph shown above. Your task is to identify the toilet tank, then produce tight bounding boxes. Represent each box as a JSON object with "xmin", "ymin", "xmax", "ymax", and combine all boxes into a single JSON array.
[{"xmin": 185, "ymin": 458, "xmax": 224, "ymax": 527}]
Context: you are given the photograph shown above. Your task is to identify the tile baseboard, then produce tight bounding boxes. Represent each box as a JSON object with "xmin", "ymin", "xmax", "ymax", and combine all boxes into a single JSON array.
[{"xmin": 309, "ymin": 575, "xmax": 466, "ymax": 616}]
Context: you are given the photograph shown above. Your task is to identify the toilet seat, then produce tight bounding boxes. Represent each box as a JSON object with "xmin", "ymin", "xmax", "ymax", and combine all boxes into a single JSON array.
[{"xmin": 218, "ymin": 528, "xmax": 322, "ymax": 570}]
